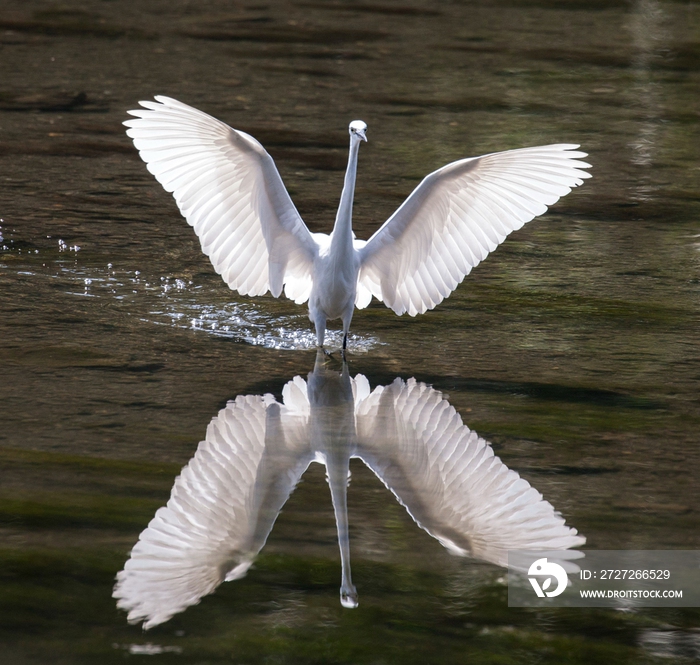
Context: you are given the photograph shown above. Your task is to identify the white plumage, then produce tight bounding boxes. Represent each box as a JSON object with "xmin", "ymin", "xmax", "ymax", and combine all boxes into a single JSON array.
[
  {"xmin": 114, "ymin": 352, "xmax": 584, "ymax": 627},
  {"xmin": 125, "ymin": 96, "xmax": 591, "ymax": 347},
  {"xmin": 354, "ymin": 377, "xmax": 584, "ymax": 562}
]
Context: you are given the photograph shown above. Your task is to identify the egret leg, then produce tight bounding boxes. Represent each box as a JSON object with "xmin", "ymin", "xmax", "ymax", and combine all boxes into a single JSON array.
[
  {"xmin": 314, "ymin": 315, "xmax": 327, "ymax": 348},
  {"xmin": 341, "ymin": 310, "xmax": 352, "ymax": 355}
]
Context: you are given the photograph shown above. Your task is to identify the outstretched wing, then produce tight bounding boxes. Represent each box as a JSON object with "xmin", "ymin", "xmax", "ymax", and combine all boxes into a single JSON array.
[
  {"xmin": 354, "ymin": 378, "xmax": 584, "ymax": 567},
  {"xmin": 113, "ymin": 393, "xmax": 312, "ymax": 629},
  {"xmin": 356, "ymin": 145, "xmax": 591, "ymax": 314},
  {"xmin": 124, "ymin": 96, "xmax": 318, "ymax": 303}
]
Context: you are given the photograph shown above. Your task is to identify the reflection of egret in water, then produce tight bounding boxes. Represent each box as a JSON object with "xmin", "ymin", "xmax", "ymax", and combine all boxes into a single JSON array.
[{"xmin": 114, "ymin": 352, "xmax": 584, "ymax": 628}]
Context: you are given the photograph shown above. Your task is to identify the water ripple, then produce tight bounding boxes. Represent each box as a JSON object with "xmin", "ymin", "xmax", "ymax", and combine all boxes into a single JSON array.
[{"xmin": 6, "ymin": 259, "xmax": 381, "ymax": 353}]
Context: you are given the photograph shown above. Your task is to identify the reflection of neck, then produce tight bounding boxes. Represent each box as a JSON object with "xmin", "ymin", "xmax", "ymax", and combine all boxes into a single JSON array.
[
  {"xmin": 330, "ymin": 137, "xmax": 360, "ymax": 257},
  {"xmin": 308, "ymin": 354, "xmax": 358, "ymax": 607},
  {"xmin": 327, "ymin": 450, "xmax": 357, "ymax": 608}
]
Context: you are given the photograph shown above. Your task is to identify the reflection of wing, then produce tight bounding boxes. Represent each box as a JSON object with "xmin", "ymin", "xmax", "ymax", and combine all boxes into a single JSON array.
[
  {"xmin": 355, "ymin": 379, "xmax": 584, "ymax": 567},
  {"xmin": 114, "ymin": 392, "xmax": 312, "ymax": 629}
]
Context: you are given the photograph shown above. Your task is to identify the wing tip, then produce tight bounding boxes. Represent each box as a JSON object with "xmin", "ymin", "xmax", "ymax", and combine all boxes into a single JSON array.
[{"xmin": 124, "ymin": 95, "xmax": 184, "ymax": 120}]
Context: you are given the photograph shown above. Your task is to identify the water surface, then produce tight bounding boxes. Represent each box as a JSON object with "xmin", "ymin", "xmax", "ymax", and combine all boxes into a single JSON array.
[{"xmin": 1, "ymin": 0, "xmax": 699, "ymax": 662}]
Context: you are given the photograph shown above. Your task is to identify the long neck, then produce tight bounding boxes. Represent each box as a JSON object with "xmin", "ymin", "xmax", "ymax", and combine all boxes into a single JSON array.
[{"xmin": 331, "ymin": 137, "xmax": 361, "ymax": 254}]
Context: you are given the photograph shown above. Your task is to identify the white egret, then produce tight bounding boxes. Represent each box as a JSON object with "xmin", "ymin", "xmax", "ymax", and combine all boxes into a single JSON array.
[
  {"xmin": 125, "ymin": 97, "xmax": 591, "ymax": 349},
  {"xmin": 114, "ymin": 352, "xmax": 584, "ymax": 628}
]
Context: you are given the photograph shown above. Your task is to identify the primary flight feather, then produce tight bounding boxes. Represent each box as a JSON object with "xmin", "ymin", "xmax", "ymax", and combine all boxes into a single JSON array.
[{"xmin": 125, "ymin": 96, "xmax": 591, "ymax": 348}]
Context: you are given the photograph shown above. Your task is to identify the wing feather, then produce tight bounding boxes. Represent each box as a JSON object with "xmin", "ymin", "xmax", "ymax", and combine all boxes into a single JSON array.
[
  {"xmin": 114, "ymin": 395, "xmax": 272, "ymax": 628},
  {"xmin": 125, "ymin": 96, "xmax": 318, "ymax": 301},
  {"xmin": 355, "ymin": 379, "xmax": 584, "ymax": 566},
  {"xmin": 358, "ymin": 144, "xmax": 591, "ymax": 315},
  {"xmin": 114, "ymin": 390, "xmax": 313, "ymax": 629}
]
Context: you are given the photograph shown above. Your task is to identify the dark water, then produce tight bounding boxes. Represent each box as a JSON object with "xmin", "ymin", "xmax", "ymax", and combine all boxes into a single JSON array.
[{"xmin": 1, "ymin": 0, "xmax": 699, "ymax": 662}]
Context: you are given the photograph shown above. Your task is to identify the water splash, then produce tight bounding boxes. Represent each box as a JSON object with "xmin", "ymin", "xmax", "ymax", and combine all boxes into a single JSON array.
[
  {"xmin": 113, "ymin": 644, "xmax": 182, "ymax": 656},
  {"xmin": 19, "ymin": 261, "xmax": 381, "ymax": 353},
  {"xmin": 150, "ymin": 295, "xmax": 378, "ymax": 352}
]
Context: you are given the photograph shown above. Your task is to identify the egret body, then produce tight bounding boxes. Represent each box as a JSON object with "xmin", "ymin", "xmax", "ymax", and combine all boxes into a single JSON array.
[
  {"xmin": 308, "ymin": 120, "xmax": 367, "ymax": 348},
  {"xmin": 125, "ymin": 97, "xmax": 591, "ymax": 349}
]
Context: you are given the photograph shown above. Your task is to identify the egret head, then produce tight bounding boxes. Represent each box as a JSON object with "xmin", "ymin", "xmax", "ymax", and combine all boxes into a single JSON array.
[{"xmin": 349, "ymin": 120, "xmax": 368, "ymax": 142}]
